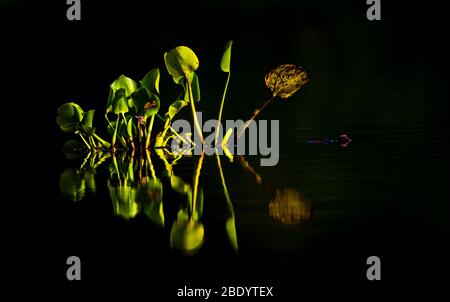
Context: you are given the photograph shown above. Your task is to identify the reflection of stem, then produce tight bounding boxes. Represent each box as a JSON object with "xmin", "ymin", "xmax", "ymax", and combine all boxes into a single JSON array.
[
  {"xmin": 112, "ymin": 153, "xmax": 121, "ymax": 183},
  {"xmin": 215, "ymin": 151, "xmax": 234, "ymax": 216},
  {"xmin": 237, "ymin": 96, "xmax": 275, "ymax": 139},
  {"xmin": 237, "ymin": 155, "xmax": 264, "ymax": 187},
  {"xmin": 80, "ymin": 151, "xmax": 92, "ymax": 169},
  {"xmin": 191, "ymin": 152, "xmax": 204, "ymax": 220},
  {"xmin": 79, "ymin": 133, "xmax": 91, "ymax": 150},
  {"xmin": 215, "ymin": 71, "xmax": 231, "ymax": 145},
  {"xmin": 187, "ymin": 78, "xmax": 204, "ymax": 143},
  {"xmin": 145, "ymin": 150, "xmax": 157, "ymax": 181},
  {"xmin": 145, "ymin": 115, "xmax": 155, "ymax": 150}
]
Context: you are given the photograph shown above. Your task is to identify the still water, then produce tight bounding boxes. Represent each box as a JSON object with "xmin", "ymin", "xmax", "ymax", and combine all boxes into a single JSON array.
[{"xmin": 55, "ymin": 98, "xmax": 449, "ymax": 286}]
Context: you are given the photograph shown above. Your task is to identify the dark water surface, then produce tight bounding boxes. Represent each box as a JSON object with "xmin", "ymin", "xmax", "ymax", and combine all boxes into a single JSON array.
[{"xmin": 5, "ymin": 0, "xmax": 449, "ymax": 296}]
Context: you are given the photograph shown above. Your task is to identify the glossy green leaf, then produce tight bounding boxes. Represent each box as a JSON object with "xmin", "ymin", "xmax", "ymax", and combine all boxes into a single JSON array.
[
  {"xmin": 226, "ymin": 217, "xmax": 239, "ymax": 252},
  {"xmin": 265, "ymin": 64, "xmax": 309, "ymax": 99},
  {"xmin": 56, "ymin": 102, "xmax": 84, "ymax": 132},
  {"xmin": 141, "ymin": 68, "xmax": 160, "ymax": 95},
  {"xmin": 170, "ymin": 219, "xmax": 204, "ymax": 253},
  {"xmin": 167, "ymin": 100, "xmax": 188, "ymax": 120},
  {"xmin": 164, "ymin": 46, "xmax": 199, "ymax": 83},
  {"xmin": 59, "ymin": 168, "xmax": 85, "ymax": 202},
  {"xmin": 126, "ymin": 116, "xmax": 134, "ymax": 138},
  {"xmin": 220, "ymin": 40, "xmax": 233, "ymax": 72},
  {"xmin": 112, "ymin": 91, "xmax": 129, "ymax": 115},
  {"xmin": 132, "ymin": 87, "xmax": 160, "ymax": 117},
  {"xmin": 111, "ymin": 75, "xmax": 138, "ymax": 97},
  {"xmin": 82, "ymin": 109, "xmax": 95, "ymax": 128}
]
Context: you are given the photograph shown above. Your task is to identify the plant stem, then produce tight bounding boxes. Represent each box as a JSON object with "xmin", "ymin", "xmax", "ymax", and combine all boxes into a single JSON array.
[
  {"xmin": 237, "ymin": 96, "xmax": 275, "ymax": 139},
  {"xmin": 78, "ymin": 133, "xmax": 91, "ymax": 150},
  {"xmin": 215, "ymin": 71, "xmax": 231, "ymax": 145},
  {"xmin": 156, "ymin": 113, "xmax": 193, "ymax": 146},
  {"xmin": 187, "ymin": 78, "xmax": 204, "ymax": 143},
  {"xmin": 111, "ymin": 114, "xmax": 121, "ymax": 150},
  {"xmin": 93, "ymin": 133, "xmax": 111, "ymax": 149},
  {"xmin": 145, "ymin": 115, "xmax": 155, "ymax": 150}
]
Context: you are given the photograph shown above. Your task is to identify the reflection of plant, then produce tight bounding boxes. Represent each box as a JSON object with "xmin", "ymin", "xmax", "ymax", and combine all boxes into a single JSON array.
[{"xmin": 269, "ymin": 189, "xmax": 311, "ymax": 224}]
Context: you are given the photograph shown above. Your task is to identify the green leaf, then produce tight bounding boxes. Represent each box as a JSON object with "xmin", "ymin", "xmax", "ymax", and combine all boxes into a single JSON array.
[
  {"xmin": 264, "ymin": 64, "xmax": 309, "ymax": 99},
  {"xmin": 126, "ymin": 116, "xmax": 134, "ymax": 138},
  {"xmin": 141, "ymin": 68, "xmax": 160, "ymax": 95},
  {"xmin": 164, "ymin": 46, "xmax": 199, "ymax": 83},
  {"xmin": 220, "ymin": 40, "xmax": 233, "ymax": 72},
  {"xmin": 112, "ymin": 90, "xmax": 129, "ymax": 115},
  {"xmin": 82, "ymin": 109, "xmax": 95, "ymax": 128},
  {"xmin": 170, "ymin": 220, "xmax": 204, "ymax": 254},
  {"xmin": 111, "ymin": 75, "xmax": 138, "ymax": 97},
  {"xmin": 59, "ymin": 168, "xmax": 85, "ymax": 202},
  {"xmin": 56, "ymin": 102, "xmax": 84, "ymax": 132},
  {"xmin": 226, "ymin": 217, "xmax": 239, "ymax": 252},
  {"xmin": 132, "ymin": 88, "xmax": 160, "ymax": 117},
  {"xmin": 167, "ymin": 100, "xmax": 188, "ymax": 120}
]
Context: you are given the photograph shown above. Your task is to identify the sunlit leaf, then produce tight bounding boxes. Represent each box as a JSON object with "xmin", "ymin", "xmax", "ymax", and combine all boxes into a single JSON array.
[
  {"xmin": 226, "ymin": 217, "xmax": 239, "ymax": 252},
  {"xmin": 164, "ymin": 46, "xmax": 199, "ymax": 83},
  {"xmin": 111, "ymin": 75, "xmax": 138, "ymax": 97},
  {"xmin": 126, "ymin": 116, "xmax": 134, "ymax": 138},
  {"xmin": 112, "ymin": 91, "xmax": 129, "ymax": 115},
  {"xmin": 170, "ymin": 219, "xmax": 204, "ymax": 254},
  {"xmin": 264, "ymin": 64, "xmax": 309, "ymax": 98},
  {"xmin": 220, "ymin": 40, "xmax": 233, "ymax": 72},
  {"xmin": 167, "ymin": 100, "xmax": 188, "ymax": 120},
  {"xmin": 132, "ymin": 87, "xmax": 160, "ymax": 118},
  {"xmin": 59, "ymin": 168, "xmax": 85, "ymax": 202},
  {"xmin": 141, "ymin": 68, "xmax": 160, "ymax": 95},
  {"xmin": 56, "ymin": 102, "xmax": 84, "ymax": 132},
  {"xmin": 82, "ymin": 109, "xmax": 95, "ymax": 128}
]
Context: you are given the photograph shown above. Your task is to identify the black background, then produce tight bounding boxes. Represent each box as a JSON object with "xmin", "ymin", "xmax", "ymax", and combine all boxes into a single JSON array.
[{"xmin": 3, "ymin": 0, "xmax": 450, "ymax": 297}]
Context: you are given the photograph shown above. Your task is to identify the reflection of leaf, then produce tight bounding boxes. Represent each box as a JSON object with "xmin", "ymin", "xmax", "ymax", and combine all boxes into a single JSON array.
[
  {"xmin": 59, "ymin": 168, "xmax": 85, "ymax": 202},
  {"xmin": 81, "ymin": 109, "xmax": 95, "ymax": 128},
  {"xmin": 170, "ymin": 175, "xmax": 190, "ymax": 194},
  {"xmin": 83, "ymin": 168, "xmax": 96, "ymax": 195},
  {"xmin": 164, "ymin": 46, "xmax": 199, "ymax": 83},
  {"xmin": 264, "ymin": 64, "xmax": 308, "ymax": 99},
  {"xmin": 220, "ymin": 40, "xmax": 233, "ymax": 73},
  {"xmin": 170, "ymin": 219, "xmax": 204, "ymax": 254},
  {"xmin": 56, "ymin": 102, "xmax": 84, "ymax": 132},
  {"xmin": 226, "ymin": 217, "xmax": 238, "ymax": 252},
  {"xmin": 140, "ymin": 179, "xmax": 164, "ymax": 227},
  {"xmin": 108, "ymin": 181, "xmax": 139, "ymax": 220}
]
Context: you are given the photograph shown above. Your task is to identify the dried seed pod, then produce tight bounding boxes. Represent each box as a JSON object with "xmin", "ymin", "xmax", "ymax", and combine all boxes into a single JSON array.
[{"xmin": 265, "ymin": 64, "xmax": 309, "ymax": 98}]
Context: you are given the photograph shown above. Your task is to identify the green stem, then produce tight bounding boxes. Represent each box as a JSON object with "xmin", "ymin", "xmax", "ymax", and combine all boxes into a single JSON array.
[
  {"xmin": 145, "ymin": 115, "xmax": 155, "ymax": 150},
  {"xmin": 78, "ymin": 133, "xmax": 91, "ymax": 150},
  {"xmin": 215, "ymin": 71, "xmax": 231, "ymax": 145},
  {"xmin": 237, "ymin": 96, "xmax": 275, "ymax": 139},
  {"xmin": 187, "ymin": 78, "xmax": 204, "ymax": 143},
  {"xmin": 93, "ymin": 133, "xmax": 111, "ymax": 149},
  {"xmin": 156, "ymin": 113, "xmax": 194, "ymax": 146},
  {"xmin": 111, "ymin": 114, "xmax": 121, "ymax": 149}
]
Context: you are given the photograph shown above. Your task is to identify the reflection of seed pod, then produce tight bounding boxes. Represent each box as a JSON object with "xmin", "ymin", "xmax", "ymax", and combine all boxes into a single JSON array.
[
  {"xmin": 265, "ymin": 64, "xmax": 309, "ymax": 99},
  {"xmin": 269, "ymin": 189, "xmax": 312, "ymax": 224}
]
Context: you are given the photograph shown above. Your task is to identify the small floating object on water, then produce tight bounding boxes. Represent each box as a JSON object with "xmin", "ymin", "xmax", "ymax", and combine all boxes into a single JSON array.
[{"xmin": 307, "ymin": 134, "xmax": 352, "ymax": 148}]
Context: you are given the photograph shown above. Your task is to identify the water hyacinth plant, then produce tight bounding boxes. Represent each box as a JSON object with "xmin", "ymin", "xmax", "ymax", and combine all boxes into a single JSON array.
[{"xmin": 57, "ymin": 41, "xmax": 310, "ymax": 254}]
